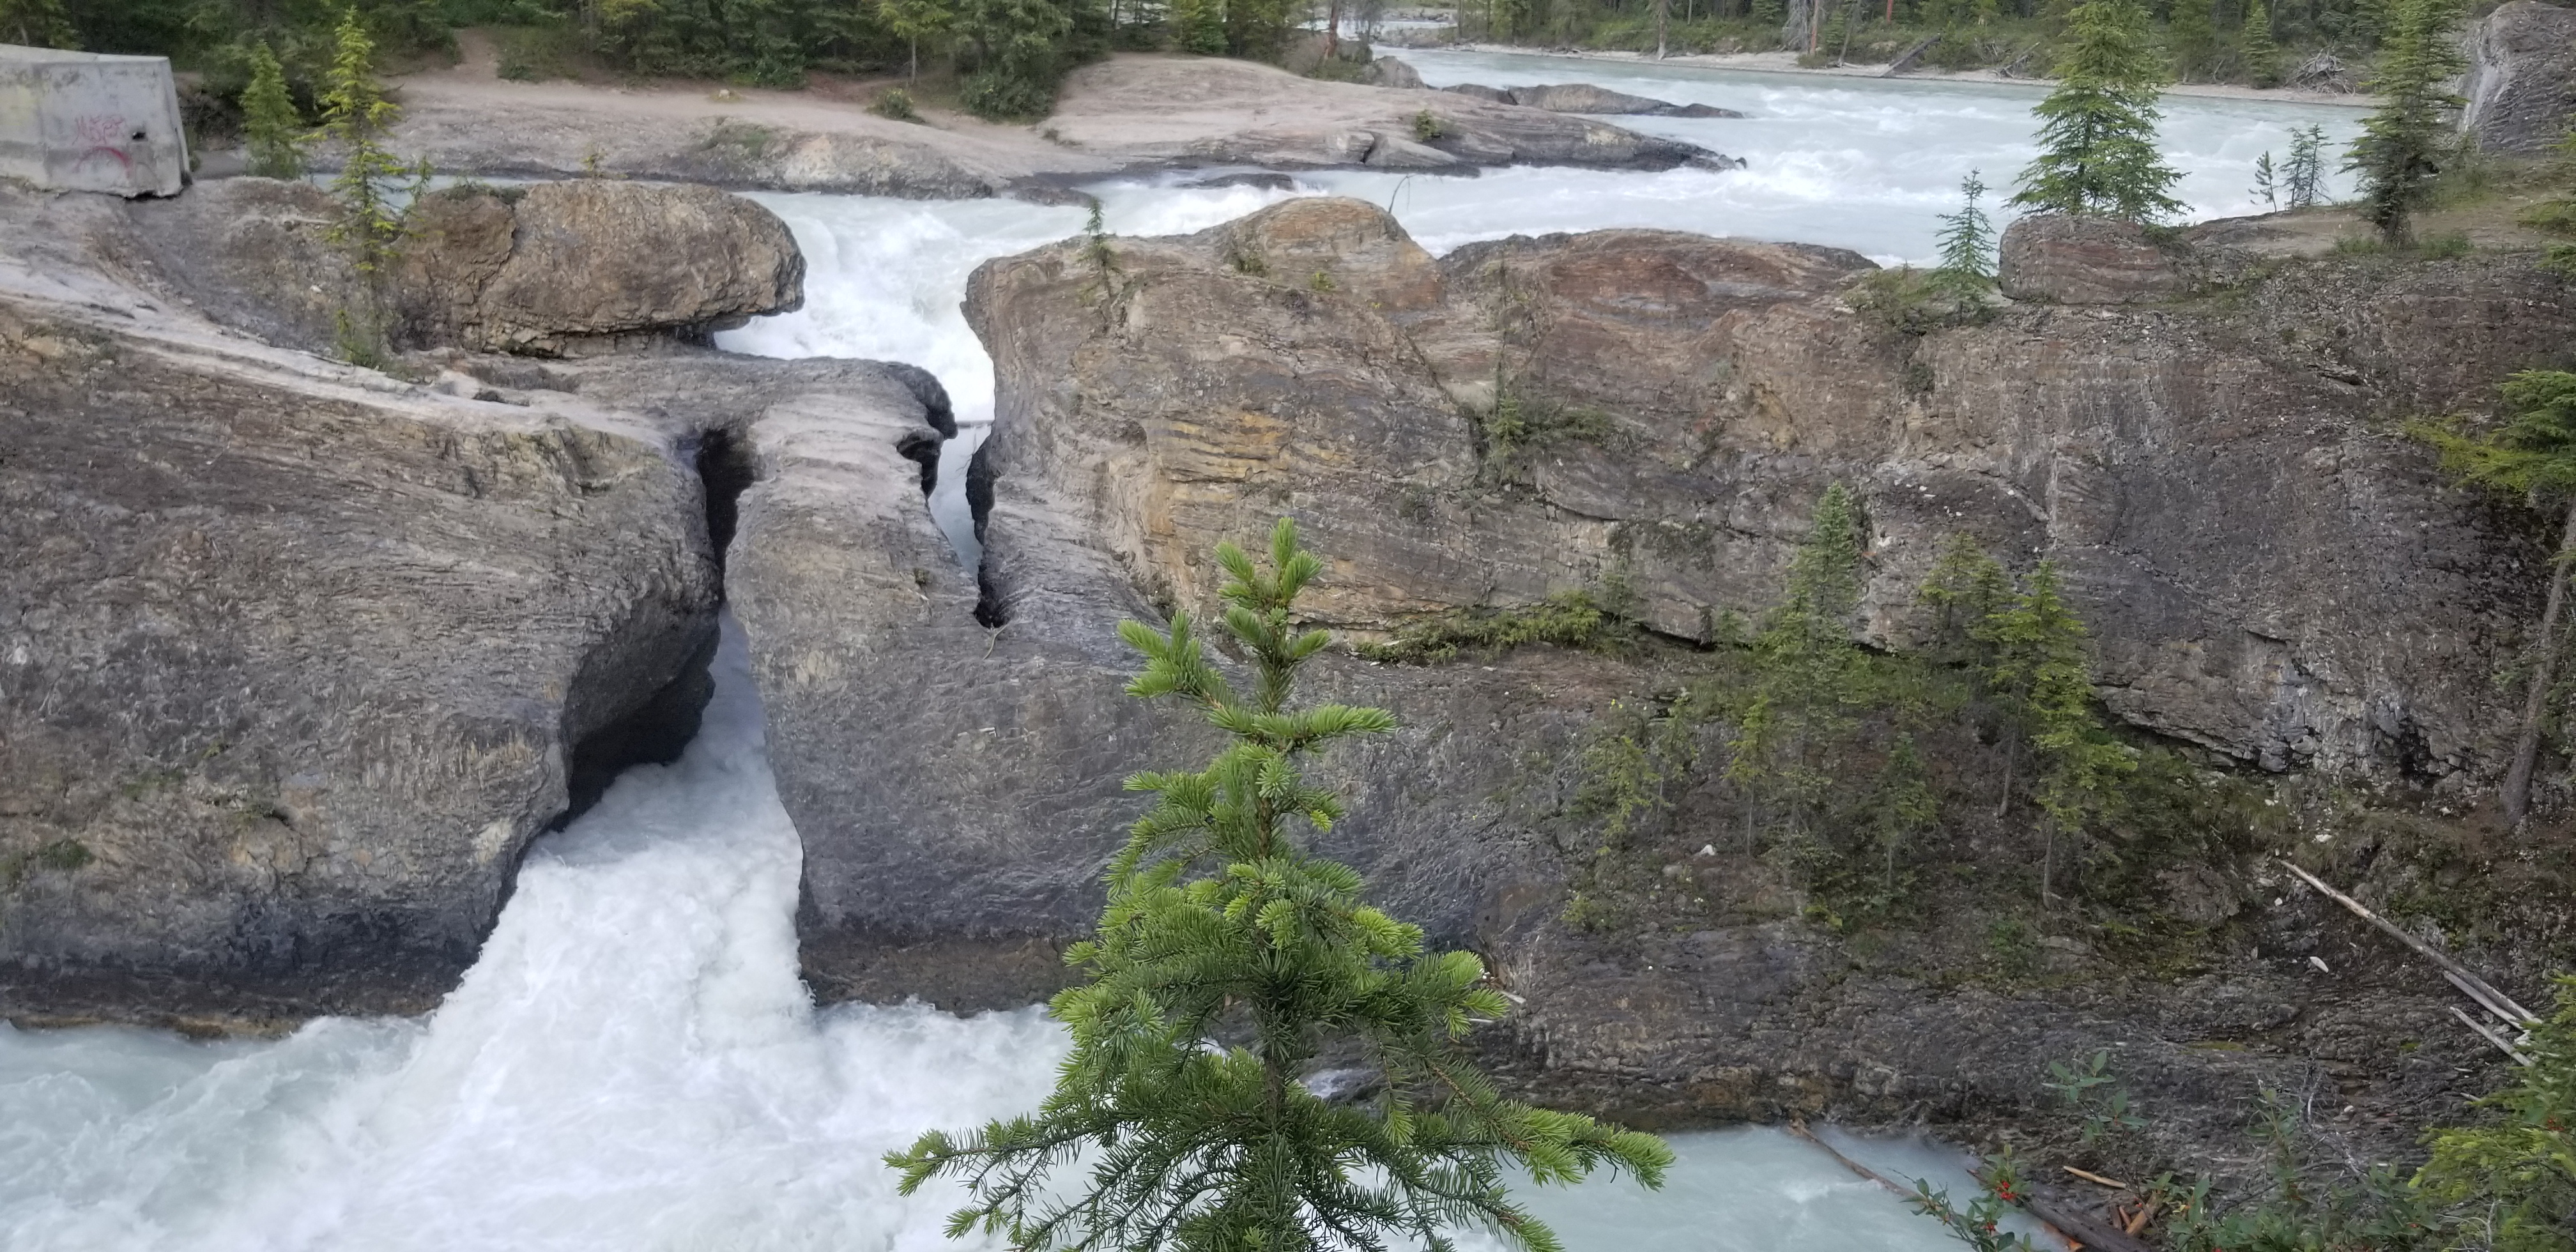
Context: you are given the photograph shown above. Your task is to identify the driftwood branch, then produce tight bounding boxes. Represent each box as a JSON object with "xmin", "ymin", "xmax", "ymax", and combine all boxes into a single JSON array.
[
  {"xmin": 2451, "ymin": 1004, "xmax": 2537, "ymax": 1067},
  {"xmin": 1783, "ymin": 1122, "xmax": 2155, "ymax": 1252},
  {"xmin": 1882, "ymin": 34, "xmax": 1939, "ymax": 75},
  {"xmin": 2276, "ymin": 859, "xmax": 2536, "ymax": 1025}
]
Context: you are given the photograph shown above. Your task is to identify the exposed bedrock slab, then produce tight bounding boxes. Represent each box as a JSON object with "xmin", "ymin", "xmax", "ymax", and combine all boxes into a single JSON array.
[
  {"xmin": 118, "ymin": 177, "xmax": 805, "ymax": 359},
  {"xmin": 0, "ymin": 284, "xmax": 721, "ymax": 1026},
  {"xmin": 2462, "ymin": 0, "xmax": 2576, "ymax": 154}
]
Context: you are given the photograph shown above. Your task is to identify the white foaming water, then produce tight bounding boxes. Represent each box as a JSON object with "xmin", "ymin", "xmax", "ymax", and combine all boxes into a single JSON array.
[
  {"xmin": 0, "ymin": 623, "xmax": 1984, "ymax": 1251},
  {"xmin": 1310, "ymin": 47, "xmax": 2372, "ymax": 262},
  {"xmin": 0, "ymin": 622, "xmax": 1067, "ymax": 1251}
]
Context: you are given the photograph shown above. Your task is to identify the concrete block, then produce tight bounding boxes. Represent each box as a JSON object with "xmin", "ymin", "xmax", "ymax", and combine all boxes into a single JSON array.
[{"xmin": 0, "ymin": 44, "xmax": 189, "ymax": 198}]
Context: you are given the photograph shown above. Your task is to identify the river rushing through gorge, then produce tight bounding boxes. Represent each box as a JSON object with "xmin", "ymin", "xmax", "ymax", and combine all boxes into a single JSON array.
[{"xmin": 0, "ymin": 53, "xmax": 2371, "ymax": 1250}]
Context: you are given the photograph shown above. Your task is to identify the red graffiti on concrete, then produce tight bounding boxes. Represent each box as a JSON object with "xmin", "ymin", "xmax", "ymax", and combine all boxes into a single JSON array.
[{"xmin": 70, "ymin": 114, "xmax": 134, "ymax": 172}]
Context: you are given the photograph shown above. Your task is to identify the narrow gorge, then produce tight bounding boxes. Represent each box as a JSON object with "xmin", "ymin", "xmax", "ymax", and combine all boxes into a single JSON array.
[{"xmin": 3, "ymin": 30, "xmax": 2572, "ymax": 1252}]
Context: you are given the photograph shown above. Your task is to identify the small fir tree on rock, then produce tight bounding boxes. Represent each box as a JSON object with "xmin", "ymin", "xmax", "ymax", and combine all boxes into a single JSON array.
[
  {"xmin": 1989, "ymin": 562, "xmax": 2133, "ymax": 910},
  {"xmin": 1728, "ymin": 484, "xmax": 1867, "ymax": 848},
  {"xmin": 241, "ymin": 42, "xmax": 307, "ymax": 181},
  {"xmin": 2345, "ymin": 0, "xmax": 2464, "ymax": 245},
  {"xmin": 2282, "ymin": 123, "xmax": 2328, "ymax": 208},
  {"xmin": 1929, "ymin": 169, "xmax": 1998, "ymax": 304},
  {"xmin": 316, "ymin": 9, "xmax": 409, "ymax": 275},
  {"xmin": 2011, "ymin": 0, "xmax": 2186, "ymax": 224},
  {"xmin": 889, "ymin": 519, "xmax": 1673, "ymax": 1252}
]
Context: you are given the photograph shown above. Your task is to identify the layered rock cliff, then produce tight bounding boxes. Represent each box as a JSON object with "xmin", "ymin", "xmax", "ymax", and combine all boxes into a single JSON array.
[
  {"xmin": 745, "ymin": 196, "xmax": 2572, "ymax": 1182},
  {"xmin": 962, "ymin": 198, "xmax": 2571, "ymax": 779}
]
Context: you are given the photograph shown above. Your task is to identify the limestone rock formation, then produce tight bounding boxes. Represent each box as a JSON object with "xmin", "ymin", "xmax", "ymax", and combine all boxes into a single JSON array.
[
  {"xmin": 1360, "ymin": 56, "xmax": 1425, "ymax": 88},
  {"xmin": 116, "ymin": 178, "xmax": 804, "ymax": 359},
  {"xmin": 119, "ymin": 179, "xmax": 372, "ymax": 355},
  {"xmin": 1997, "ymin": 213, "xmax": 2191, "ymax": 303},
  {"xmin": 1048, "ymin": 57, "xmax": 1735, "ymax": 172},
  {"xmin": 744, "ymin": 195, "xmax": 2559, "ymax": 1173},
  {"xmin": 726, "ymin": 372, "xmax": 1616, "ymax": 1012},
  {"xmin": 0, "ymin": 208, "xmax": 723, "ymax": 1025},
  {"xmin": 1448, "ymin": 82, "xmax": 1747, "ymax": 118},
  {"xmin": 2462, "ymin": 0, "xmax": 2576, "ymax": 154},
  {"xmin": 965, "ymin": 195, "xmax": 2570, "ymax": 782},
  {"xmin": 401, "ymin": 179, "xmax": 806, "ymax": 356}
]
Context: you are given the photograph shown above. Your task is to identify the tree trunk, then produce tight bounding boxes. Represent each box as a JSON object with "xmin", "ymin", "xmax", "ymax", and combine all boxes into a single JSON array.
[
  {"xmin": 908, "ymin": 36, "xmax": 918, "ymax": 80},
  {"xmin": 2501, "ymin": 498, "xmax": 2576, "ymax": 827},
  {"xmin": 1657, "ymin": 0, "xmax": 1669, "ymax": 57},
  {"xmin": 2039, "ymin": 825, "xmax": 2056, "ymax": 914},
  {"xmin": 1326, "ymin": 0, "xmax": 1342, "ymax": 57},
  {"xmin": 1995, "ymin": 733, "xmax": 2016, "ymax": 818}
]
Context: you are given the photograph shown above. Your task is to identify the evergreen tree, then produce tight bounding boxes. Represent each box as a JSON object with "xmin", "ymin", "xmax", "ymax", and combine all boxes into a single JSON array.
[
  {"xmin": 316, "ymin": 8, "xmax": 408, "ymax": 275},
  {"xmin": 2165, "ymin": 0, "xmax": 2216, "ymax": 81},
  {"xmin": 0, "ymin": 0, "xmax": 76, "ymax": 47},
  {"xmin": 2011, "ymin": 0, "xmax": 2186, "ymax": 223},
  {"xmin": 1988, "ymin": 562, "xmax": 2131, "ymax": 908},
  {"xmin": 2242, "ymin": 0, "xmax": 2280, "ymax": 88},
  {"xmin": 2344, "ymin": 0, "xmax": 2464, "ymax": 244},
  {"xmin": 1728, "ymin": 484, "xmax": 1867, "ymax": 845},
  {"xmin": 241, "ymin": 41, "xmax": 306, "ymax": 181},
  {"xmin": 2411, "ymin": 371, "xmax": 2576, "ymax": 828},
  {"xmin": 2251, "ymin": 151, "xmax": 2279, "ymax": 211},
  {"xmin": 1929, "ymin": 169, "xmax": 1998, "ymax": 303},
  {"xmin": 1172, "ymin": 0, "xmax": 1226, "ymax": 53},
  {"xmin": 1917, "ymin": 532, "xmax": 2010, "ymax": 669},
  {"xmin": 879, "ymin": 0, "xmax": 954, "ymax": 79},
  {"xmin": 1222, "ymin": 0, "xmax": 1293, "ymax": 57},
  {"xmin": 951, "ymin": 0, "xmax": 1081, "ymax": 119},
  {"xmin": 2283, "ymin": 123, "xmax": 2327, "ymax": 208},
  {"xmin": 2415, "ymin": 976, "xmax": 2576, "ymax": 1249},
  {"xmin": 890, "ymin": 520, "xmax": 1672, "ymax": 1252}
]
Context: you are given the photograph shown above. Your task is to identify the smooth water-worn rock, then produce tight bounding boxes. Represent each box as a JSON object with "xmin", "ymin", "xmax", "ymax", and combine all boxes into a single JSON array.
[
  {"xmin": 2462, "ymin": 0, "xmax": 2576, "ymax": 154},
  {"xmin": 1462, "ymin": 82, "xmax": 1747, "ymax": 118},
  {"xmin": 1361, "ymin": 56, "xmax": 1426, "ymax": 88},
  {"xmin": 0, "ymin": 250, "xmax": 721, "ymax": 1027},
  {"xmin": 1997, "ymin": 213, "xmax": 2191, "ymax": 303},
  {"xmin": 119, "ymin": 178, "xmax": 372, "ymax": 356},
  {"xmin": 402, "ymin": 179, "xmax": 805, "ymax": 356},
  {"xmin": 117, "ymin": 178, "xmax": 804, "ymax": 359},
  {"xmin": 1048, "ymin": 56, "xmax": 1733, "ymax": 172}
]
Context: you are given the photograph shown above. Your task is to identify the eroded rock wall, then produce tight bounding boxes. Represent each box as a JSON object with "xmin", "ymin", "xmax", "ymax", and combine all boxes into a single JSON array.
[
  {"xmin": 0, "ymin": 289, "xmax": 721, "ymax": 1025},
  {"xmin": 964, "ymin": 199, "xmax": 2573, "ymax": 781}
]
